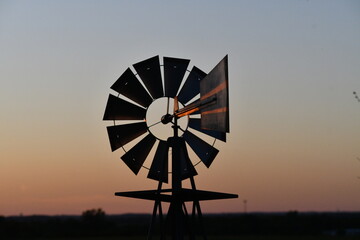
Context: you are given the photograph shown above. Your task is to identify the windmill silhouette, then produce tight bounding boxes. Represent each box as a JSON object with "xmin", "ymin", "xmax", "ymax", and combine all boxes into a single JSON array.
[{"xmin": 103, "ymin": 55, "xmax": 238, "ymax": 239}]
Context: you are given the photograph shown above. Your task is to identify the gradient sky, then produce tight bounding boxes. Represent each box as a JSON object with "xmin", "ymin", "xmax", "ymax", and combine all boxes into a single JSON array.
[{"xmin": 1, "ymin": 0, "xmax": 359, "ymax": 216}]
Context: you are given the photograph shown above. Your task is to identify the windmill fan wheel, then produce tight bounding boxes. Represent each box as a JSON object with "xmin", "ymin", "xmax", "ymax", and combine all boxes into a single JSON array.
[{"xmin": 103, "ymin": 55, "xmax": 228, "ymax": 183}]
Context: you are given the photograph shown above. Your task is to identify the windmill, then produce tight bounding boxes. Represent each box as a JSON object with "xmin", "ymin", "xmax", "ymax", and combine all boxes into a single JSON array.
[{"xmin": 103, "ymin": 55, "xmax": 238, "ymax": 239}]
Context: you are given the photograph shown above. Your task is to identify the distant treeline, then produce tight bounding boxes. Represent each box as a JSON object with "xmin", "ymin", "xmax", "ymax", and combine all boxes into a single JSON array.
[
  {"xmin": 204, "ymin": 211, "xmax": 360, "ymax": 236},
  {"xmin": 1, "ymin": 210, "xmax": 360, "ymax": 238}
]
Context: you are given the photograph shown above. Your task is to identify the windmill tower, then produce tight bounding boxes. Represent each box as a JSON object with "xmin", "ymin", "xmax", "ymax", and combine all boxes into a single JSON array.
[{"xmin": 103, "ymin": 55, "xmax": 238, "ymax": 239}]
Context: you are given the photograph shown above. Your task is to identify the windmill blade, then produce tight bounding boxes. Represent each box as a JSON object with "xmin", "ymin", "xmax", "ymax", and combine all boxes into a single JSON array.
[
  {"xmin": 188, "ymin": 118, "xmax": 226, "ymax": 142},
  {"xmin": 147, "ymin": 140, "xmax": 169, "ymax": 183},
  {"xmin": 133, "ymin": 55, "xmax": 164, "ymax": 99},
  {"xmin": 106, "ymin": 122, "xmax": 147, "ymax": 151},
  {"xmin": 103, "ymin": 94, "xmax": 146, "ymax": 120},
  {"xmin": 163, "ymin": 57, "xmax": 190, "ymax": 97},
  {"xmin": 110, "ymin": 68, "xmax": 153, "ymax": 108},
  {"xmin": 177, "ymin": 66, "xmax": 206, "ymax": 104},
  {"xmin": 178, "ymin": 138, "xmax": 197, "ymax": 180},
  {"xmin": 183, "ymin": 130, "xmax": 219, "ymax": 168},
  {"xmin": 121, "ymin": 134, "xmax": 156, "ymax": 175},
  {"xmin": 200, "ymin": 55, "xmax": 229, "ymax": 133}
]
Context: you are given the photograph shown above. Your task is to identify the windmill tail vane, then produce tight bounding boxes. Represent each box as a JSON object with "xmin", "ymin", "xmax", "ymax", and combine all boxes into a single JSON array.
[{"xmin": 103, "ymin": 55, "xmax": 238, "ymax": 239}]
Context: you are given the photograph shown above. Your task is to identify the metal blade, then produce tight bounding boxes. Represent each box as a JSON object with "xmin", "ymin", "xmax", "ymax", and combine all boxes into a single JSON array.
[
  {"xmin": 103, "ymin": 94, "xmax": 146, "ymax": 120},
  {"xmin": 147, "ymin": 141, "xmax": 169, "ymax": 183},
  {"xmin": 188, "ymin": 118, "xmax": 226, "ymax": 142},
  {"xmin": 106, "ymin": 122, "xmax": 147, "ymax": 151},
  {"xmin": 163, "ymin": 57, "xmax": 190, "ymax": 97},
  {"xmin": 183, "ymin": 130, "xmax": 219, "ymax": 168},
  {"xmin": 111, "ymin": 68, "xmax": 153, "ymax": 108},
  {"xmin": 200, "ymin": 55, "xmax": 229, "ymax": 132},
  {"xmin": 133, "ymin": 56, "xmax": 164, "ymax": 99},
  {"xmin": 178, "ymin": 138, "xmax": 197, "ymax": 180},
  {"xmin": 121, "ymin": 134, "xmax": 156, "ymax": 175},
  {"xmin": 177, "ymin": 66, "xmax": 206, "ymax": 104}
]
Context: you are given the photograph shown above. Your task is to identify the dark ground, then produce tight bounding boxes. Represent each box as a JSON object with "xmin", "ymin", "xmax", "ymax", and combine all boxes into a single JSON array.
[{"xmin": 1, "ymin": 211, "xmax": 360, "ymax": 239}]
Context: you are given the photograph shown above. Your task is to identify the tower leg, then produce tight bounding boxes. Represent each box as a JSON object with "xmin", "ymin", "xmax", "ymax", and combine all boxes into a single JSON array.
[
  {"xmin": 167, "ymin": 199, "xmax": 185, "ymax": 240},
  {"xmin": 183, "ymin": 202, "xmax": 195, "ymax": 240},
  {"xmin": 190, "ymin": 177, "xmax": 207, "ymax": 240},
  {"xmin": 147, "ymin": 181, "xmax": 164, "ymax": 240}
]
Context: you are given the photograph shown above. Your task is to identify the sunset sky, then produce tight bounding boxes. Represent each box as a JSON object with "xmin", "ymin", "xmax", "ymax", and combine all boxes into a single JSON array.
[{"xmin": 1, "ymin": 0, "xmax": 359, "ymax": 216}]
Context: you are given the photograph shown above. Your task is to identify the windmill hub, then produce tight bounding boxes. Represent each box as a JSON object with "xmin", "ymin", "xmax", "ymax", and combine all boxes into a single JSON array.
[
  {"xmin": 145, "ymin": 97, "xmax": 187, "ymax": 141},
  {"xmin": 161, "ymin": 113, "xmax": 173, "ymax": 124}
]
